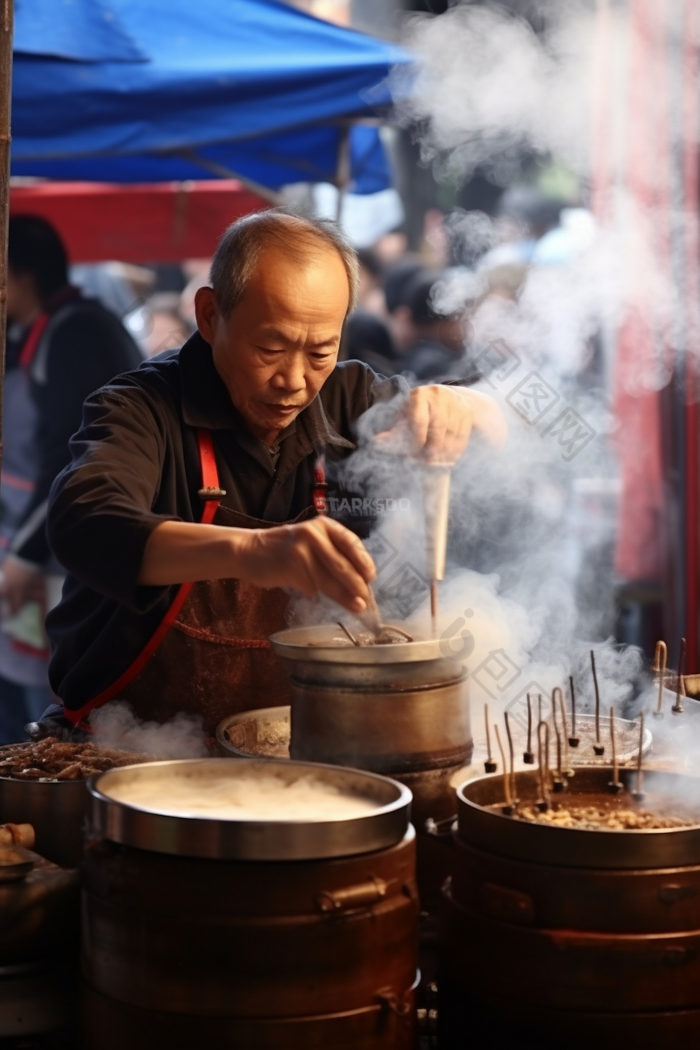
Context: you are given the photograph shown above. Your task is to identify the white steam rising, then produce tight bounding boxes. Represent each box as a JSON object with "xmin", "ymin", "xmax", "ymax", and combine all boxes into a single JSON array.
[{"xmin": 91, "ymin": 702, "xmax": 208, "ymax": 759}]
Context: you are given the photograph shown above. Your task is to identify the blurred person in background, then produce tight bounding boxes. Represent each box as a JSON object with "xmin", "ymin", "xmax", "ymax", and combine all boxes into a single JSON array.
[
  {"xmin": 342, "ymin": 311, "xmax": 398, "ymax": 375},
  {"xmin": 400, "ymin": 268, "xmax": 470, "ymax": 381},
  {"xmin": 354, "ymin": 247, "xmax": 385, "ymax": 317},
  {"xmin": 0, "ymin": 216, "xmax": 141, "ymax": 742}
]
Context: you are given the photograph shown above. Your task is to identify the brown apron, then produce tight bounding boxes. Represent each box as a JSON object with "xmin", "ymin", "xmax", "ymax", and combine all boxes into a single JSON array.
[{"xmin": 65, "ymin": 429, "xmax": 319, "ymax": 735}]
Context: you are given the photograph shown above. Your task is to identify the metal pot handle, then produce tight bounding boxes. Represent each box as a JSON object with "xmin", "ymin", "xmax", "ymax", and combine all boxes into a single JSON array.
[
  {"xmin": 316, "ymin": 876, "xmax": 387, "ymax": 913},
  {"xmin": 423, "ymin": 815, "xmax": 457, "ymax": 840}
]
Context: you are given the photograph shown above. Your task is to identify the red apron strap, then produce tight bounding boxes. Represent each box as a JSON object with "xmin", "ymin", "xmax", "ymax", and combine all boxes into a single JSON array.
[
  {"xmin": 64, "ymin": 428, "xmax": 222, "ymax": 726},
  {"xmin": 18, "ymin": 313, "xmax": 51, "ymax": 368}
]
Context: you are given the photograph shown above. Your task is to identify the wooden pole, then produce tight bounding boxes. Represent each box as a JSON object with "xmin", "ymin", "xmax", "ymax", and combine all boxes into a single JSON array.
[{"xmin": 0, "ymin": 0, "xmax": 12, "ymax": 480}]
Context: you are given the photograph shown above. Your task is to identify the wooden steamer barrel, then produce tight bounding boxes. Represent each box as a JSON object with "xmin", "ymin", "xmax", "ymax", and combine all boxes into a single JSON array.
[
  {"xmin": 440, "ymin": 767, "xmax": 700, "ymax": 1048},
  {"xmin": 81, "ymin": 758, "xmax": 418, "ymax": 1050}
]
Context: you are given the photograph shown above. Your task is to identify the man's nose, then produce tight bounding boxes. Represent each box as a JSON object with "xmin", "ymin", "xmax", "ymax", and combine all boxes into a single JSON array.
[{"xmin": 272, "ymin": 356, "xmax": 306, "ymax": 392}]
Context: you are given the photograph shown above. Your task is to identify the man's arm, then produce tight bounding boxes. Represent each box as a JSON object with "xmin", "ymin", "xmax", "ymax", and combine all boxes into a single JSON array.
[
  {"xmin": 138, "ymin": 517, "xmax": 375, "ymax": 614},
  {"xmin": 47, "ymin": 383, "xmax": 375, "ymax": 614}
]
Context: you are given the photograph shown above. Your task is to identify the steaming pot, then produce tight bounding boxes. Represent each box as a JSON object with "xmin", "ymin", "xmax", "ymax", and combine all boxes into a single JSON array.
[
  {"xmin": 82, "ymin": 758, "xmax": 418, "ymax": 1050},
  {"xmin": 270, "ymin": 624, "xmax": 471, "ymax": 827},
  {"xmin": 441, "ymin": 766, "xmax": 700, "ymax": 1047}
]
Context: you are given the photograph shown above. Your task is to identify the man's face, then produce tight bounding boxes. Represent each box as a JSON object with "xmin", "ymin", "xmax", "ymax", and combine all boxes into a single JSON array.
[{"xmin": 196, "ymin": 246, "xmax": 349, "ymax": 445}]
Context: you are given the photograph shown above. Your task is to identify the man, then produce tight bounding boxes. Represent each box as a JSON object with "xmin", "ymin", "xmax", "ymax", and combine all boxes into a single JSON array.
[
  {"xmin": 46, "ymin": 210, "xmax": 504, "ymax": 735},
  {"xmin": 0, "ymin": 216, "xmax": 141, "ymax": 741}
]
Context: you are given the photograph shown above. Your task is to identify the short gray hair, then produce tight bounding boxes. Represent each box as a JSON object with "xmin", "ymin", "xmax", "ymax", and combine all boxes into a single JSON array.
[{"xmin": 209, "ymin": 208, "xmax": 359, "ymax": 318}]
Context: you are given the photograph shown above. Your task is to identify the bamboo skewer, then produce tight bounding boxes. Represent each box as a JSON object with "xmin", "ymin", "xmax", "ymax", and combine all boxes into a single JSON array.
[
  {"xmin": 672, "ymin": 638, "xmax": 687, "ymax": 715},
  {"xmin": 591, "ymin": 650, "xmax": 604, "ymax": 755},
  {"xmin": 608, "ymin": 706, "xmax": 622, "ymax": 792},
  {"xmin": 504, "ymin": 712, "xmax": 518, "ymax": 805},
  {"xmin": 568, "ymin": 674, "xmax": 579, "ymax": 747},
  {"xmin": 523, "ymin": 693, "xmax": 534, "ymax": 764},
  {"xmin": 484, "ymin": 704, "xmax": 497, "ymax": 773},
  {"xmin": 494, "ymin": 724, "xmax": 513, "ymax": 814},
  {"xmin": 653, "ymin": 640, "xmax": 668, "ymax": 718},
  {"xmin": 632, "ymin": 713, "xmax": 645, "ymax": 802}
]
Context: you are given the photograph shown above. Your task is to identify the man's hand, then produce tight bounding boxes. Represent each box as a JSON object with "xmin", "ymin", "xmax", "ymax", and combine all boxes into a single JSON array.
[
  {"xmin": 139, "ymin": 516, "xmax": 376, "ymax": 615},
  {"xmin": 246, "ymin": 517, "xmax": 376, "ymax": 614},
  {"xmin": 377, "ymin": 385, "xmax": 508, "ymax": 464},
  {"xmin": 0, "ymin": 556, "xmax": 45, "ymax": 616}
]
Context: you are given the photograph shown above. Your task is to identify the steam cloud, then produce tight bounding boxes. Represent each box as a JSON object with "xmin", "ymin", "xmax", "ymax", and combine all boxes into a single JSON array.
[{"xmin": 90, "ymin": 702, "xmax": 208, "ymax": 759}]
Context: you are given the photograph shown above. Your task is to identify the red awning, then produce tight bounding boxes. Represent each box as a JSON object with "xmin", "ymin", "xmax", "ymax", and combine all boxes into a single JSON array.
[{"xmin": 10, "ymin": 181, "xmax": 268, "ymax": 263}]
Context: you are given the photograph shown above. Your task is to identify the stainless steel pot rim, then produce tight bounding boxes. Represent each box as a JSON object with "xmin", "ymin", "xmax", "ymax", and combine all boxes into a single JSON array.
[
  {"xmin": 455, "ymin": 767, "xmax": 700, "ymax": 869},
  {"xmin": 88, "ymin": 758, "xmax": 413, "ymax": 860},
  {"xmin": 270, "ymin": 624, "xmax": 447, "ymax": 665},
  {"xmin": 0, "ymin": 775, "xmax": 86, "ymax": 786}
]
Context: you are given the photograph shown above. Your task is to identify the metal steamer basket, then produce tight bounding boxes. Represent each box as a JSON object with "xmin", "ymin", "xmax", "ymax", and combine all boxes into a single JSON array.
[
  {"xmin": 440, "ymin": 765, "xmax": 700, "ymax": 1048},
  {"xmin": 82, "ymin": 758, "xmax": 419, "ymax": 1050},
  {"xmin": 269, "ymin": 624, "xmax": 472, "ymax": 827}
]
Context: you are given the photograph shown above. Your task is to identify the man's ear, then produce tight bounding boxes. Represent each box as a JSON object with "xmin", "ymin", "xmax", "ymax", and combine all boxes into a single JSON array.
[{"xmin": 194, "ymin": 286, "xmax": 219, "ymax": 344}]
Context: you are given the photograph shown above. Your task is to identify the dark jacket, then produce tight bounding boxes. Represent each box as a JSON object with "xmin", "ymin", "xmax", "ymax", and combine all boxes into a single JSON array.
[{"xmin": 46, "ymin": 333, "xmax": 401, "ymax": 710}]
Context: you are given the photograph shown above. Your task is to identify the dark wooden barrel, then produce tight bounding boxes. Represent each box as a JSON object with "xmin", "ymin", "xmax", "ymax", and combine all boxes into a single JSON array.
[
  {"xmin": 440, "ymin": 836, "xmax": 700, "ymax": 1047},
  {"xmin": 82, "ymin": 828, "xmax": 418, "ymax": 1050}
]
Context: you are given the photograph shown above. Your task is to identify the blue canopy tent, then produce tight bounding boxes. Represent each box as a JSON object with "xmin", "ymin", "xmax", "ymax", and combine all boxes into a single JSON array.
[{"xmin": 11, "ymin": 0, "xmax": 411, "ymax": 196}]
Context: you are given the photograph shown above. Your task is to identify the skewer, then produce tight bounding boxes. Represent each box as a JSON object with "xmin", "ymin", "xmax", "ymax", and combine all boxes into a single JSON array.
[
  {"xmin": 653, "ymin": 640, "xmax": 667, "ymax": 718},
  {"xmin": 537, "ymin": 694, "xmax": 543, "ymax": 726},
  {"xmin": 672, "ymin": 637, "xmax": 687, "ymax": 714},
  {"xmin": 493, "ymin": 724, "xmax": 513, "ymax": 814},
  {"xmin": 590, "ymin": 650, "xmax": 605, "ymax": 755},
  {"xmin": 552, "ymin": 729, "xmax": 565, "ymax": 791},
  {"xmin": 536, "ymin": 721, "xmax": 550, "ymax": 811},
  {"xmin": 337, "ymin": 621, "xmax": 360, "ymax": 646},
  {"xmin": 523, "ymin": 693, "xmax": 534, "ymax": 764},
  {"xmin": 608, "ymin": 706, "xmax": 622, "ymax": 792},
  {"xmin": 504, "ymin": 712, "xmax": 518, "ymax": 804},
  {"xmin": 484, "ymin": 704, "xmax": 497, "ymax": 773},
  {"xmin": 556, "ymin": 688, "xmax": 573, "ymax": 777},
  {"xmin": 632, "ymin": 712, "xmax": 645, "ymax": 802},
  {"xmin": 568, "ymin": 674, "xmax": 579, "ymax": 747}
]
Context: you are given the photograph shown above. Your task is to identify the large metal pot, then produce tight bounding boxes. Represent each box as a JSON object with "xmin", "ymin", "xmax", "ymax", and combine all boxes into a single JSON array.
[
  {"xmin": 440, "ymin": 765, "xmax": 700, "ymax": 1048},
  {"xmin": 82, "ymin": 758, "xmax": 418, "ymax": 1050},
  {"xmin": 270, "ymin": 625, "xmax": 471, "ymax": 822}
]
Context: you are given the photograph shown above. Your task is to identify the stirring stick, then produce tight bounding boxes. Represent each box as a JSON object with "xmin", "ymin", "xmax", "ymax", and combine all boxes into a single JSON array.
[
  {"xmin": 504, "ymin": 711, "xmax": 518, "ymax": 804},
  {"xmin": 484, "ymin": 704, "xmax": 497, "ymax": 773},
  {"xmin": 568, "ymin": 674, "xmax": 579, "ymax": 747},
  {"xmin": 493, "ymin": 724, "xmax": 513, "ymax": 814},
  {"xmin": 523, "ymin": 693, "xmax": 534, "ymax": 764},
  {"xmin": 653, "ymin": 640, "xmax": 668, "ymax": 718},
  {"xmin": 608, "ymin": 706, "xmax": 622, "ymax": 792},
  {"xmin": 591, "ymin": 650, "xmax": 604, "ymax": 755},
  {"xmin": 337, "ymin": 621, "xmax": 360, "ymax": 646},
  {"xmin": 536, "ymin": 721, "xmax": 550, "ymax": 811},
  {"xmin": 632, "ymin": 713, "xmax": 645, "ymax": 802},
  {"xmin": 672, "ymin": 637, "xmax": 687, "ymax": 714},
  {"xmin": 430, "ymin": 580, "xmax": 439, "ymax": 639}
]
